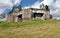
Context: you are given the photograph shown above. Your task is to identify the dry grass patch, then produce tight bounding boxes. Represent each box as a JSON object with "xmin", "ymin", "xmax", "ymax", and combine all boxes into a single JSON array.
[{"xmin": 0, "ymin": 20, "xmax": 60, "ymax": 38}]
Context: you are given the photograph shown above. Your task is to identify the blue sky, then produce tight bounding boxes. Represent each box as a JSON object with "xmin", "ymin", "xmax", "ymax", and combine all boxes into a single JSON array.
[
  {"xmin": 20, "ymin": 0, "xmax": 43, "ymax": 7},
  {"xmin": 0, "ymin": 0, "xmax": 60, "ymax": 19}
]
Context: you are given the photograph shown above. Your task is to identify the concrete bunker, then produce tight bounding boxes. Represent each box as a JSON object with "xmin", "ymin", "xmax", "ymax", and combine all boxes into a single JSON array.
[{"xmin": 32, "ymin": 13, "xmax": 44, "ymax": 20}]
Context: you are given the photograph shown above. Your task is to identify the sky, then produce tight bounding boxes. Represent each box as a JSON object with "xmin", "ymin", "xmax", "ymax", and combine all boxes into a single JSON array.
[{"xmin": 0, "ymin": 0, "xmax": 60, "ymax": 19}]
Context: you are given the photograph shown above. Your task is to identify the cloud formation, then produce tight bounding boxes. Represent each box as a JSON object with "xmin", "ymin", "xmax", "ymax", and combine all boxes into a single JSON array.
[
  {"xmin": 41, "ymin": 0, "xmax": 54, "ymax": 5},
  {"xmin": 42, "ymin": 0, "xmax": 60, "ymax": 19},
  {"xmin": 0, "ymin": 0, "xmax": 21, "ymax": 14},
  {"xmin": 23, "ymin": 1, "xmax": 40, "ymax": 9},
  {"xmin": 0, "ymin": 0, "xmax": 13, "ymax": 14},
  {"xmin": 48, "ymin": 0, "xmax": 60, "ymax": 19},
  {"xmin": 11, "ymin": 0, "xmax": 22, "ymax": 5},
  {"xmin": 43, "ymin": 0, "xmax": 60, "ymax": 19}
]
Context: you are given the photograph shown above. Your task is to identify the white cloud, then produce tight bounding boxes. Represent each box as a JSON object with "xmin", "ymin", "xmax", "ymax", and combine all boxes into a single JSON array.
[
  {"xmin": 14, "ymin": 0, "xmax": 21, "ymax": 5},
  {"xmin": 0, "ymin": 0, "xmax": 13, "ymax": 14},
  {"xmin": 23, "ymin": 1, "xmax": 40, "ymax": 9},
  {"xmin": 41, "ymin": 0, "xmax": 54, "ymax": 6},
  {"xmin": 0, "ymin": 9, "xmax": 4, "ymax": 14},
  {"xmin": 40, "ymin": 0, "xmax": 60, "ymax": 19},
  {"xmin": 41, "ymin": 0, "xmax": 60, "ymax": 19},
  {"xmin": 23, "ymin": 6, "xmax": 31, "ymax": 9},
  {"xmin": 11, "ymin": 0, "xmax": 22, "ymax": 5},
  {"xmin": 50, "ymin": 0, "xmax": 60, "ymax": 17},
  {"xmin": 0, "ymin": 0, "xmax": 13, "ymax": 7},
  {"xmin": 31, "ymin": 1, "xmax": 40, "ymax": 8},
  {"xmin": 0, "ymin": 0, "xmax": 22, "ymax": 14}
]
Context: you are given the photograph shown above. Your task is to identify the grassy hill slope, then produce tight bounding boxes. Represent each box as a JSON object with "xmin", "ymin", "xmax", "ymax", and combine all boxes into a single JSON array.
[{"xmin": 0, "ymin": 20, "xmax": 60, "ymax": 38}]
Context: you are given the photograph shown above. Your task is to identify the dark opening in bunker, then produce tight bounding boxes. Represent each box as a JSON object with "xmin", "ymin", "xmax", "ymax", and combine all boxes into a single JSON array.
[
  {"xmin": 33, "ymin": 13, "xmax": 44, "ymax": 18},
  {"xmin": 17, "ymin": 14, "xmax": 23, "ymax": 21}
]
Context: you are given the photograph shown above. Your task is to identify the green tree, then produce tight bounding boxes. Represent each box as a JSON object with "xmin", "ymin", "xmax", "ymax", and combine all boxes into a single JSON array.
[
  {"xmin": 12, "ymin": 5, "xmax": 22, "ymax": 13},
  {"xmin": 40, "ymin": 3, "xmax": 44, "ymax": 9},
  {"xmin": 45, "ymin": 5, "xmax": 50, "ymax": 11}
]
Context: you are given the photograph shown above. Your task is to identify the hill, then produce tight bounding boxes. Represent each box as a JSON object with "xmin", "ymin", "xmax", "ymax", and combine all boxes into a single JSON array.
[{"xmin": 0, "ymin": 20, "xmax": 60, "ymax": 38}]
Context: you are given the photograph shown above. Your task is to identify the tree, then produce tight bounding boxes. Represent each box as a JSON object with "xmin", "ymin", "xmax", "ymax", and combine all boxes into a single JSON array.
[
  {"xmin": 45, "ymin": 5, "xmax": 50, "ymax": 11},
  {"xmin": 19, "ymin": 5, "xmax": 22, "ymax": 11},
  {"xmin": 40, "ymin": 3, "xmax": 44, "ymax": 9},
  {"xmin": 12, "ymin": 5, "xmax": 22, "ymax": 13}
]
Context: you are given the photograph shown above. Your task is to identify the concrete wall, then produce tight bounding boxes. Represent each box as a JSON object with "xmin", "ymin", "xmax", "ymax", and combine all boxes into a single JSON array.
[
  {"xmin": 22, "ymin": 9, "xmax": 32, "ymax": 20},
  {"xmin": 6, "ymin": 8, "xmax": 51, "ymax": 22}
]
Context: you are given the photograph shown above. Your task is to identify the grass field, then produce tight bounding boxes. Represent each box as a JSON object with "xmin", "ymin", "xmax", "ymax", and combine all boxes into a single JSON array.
[{"xmin": 0, "ymin": 20, "xmax": 60, "ymax": 38}]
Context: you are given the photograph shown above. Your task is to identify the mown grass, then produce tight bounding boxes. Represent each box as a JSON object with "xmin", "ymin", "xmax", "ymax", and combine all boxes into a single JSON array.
[{"xmin": 0, "ymin": 20, "xmax": 60, "ymax": 38}]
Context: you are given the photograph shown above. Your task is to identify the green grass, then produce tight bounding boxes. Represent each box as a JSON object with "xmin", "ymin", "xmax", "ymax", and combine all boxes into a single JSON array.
[
  {"xmin": 0, "ymin": 20, "xmax": 60, "ymax": 38},
  {"xmin": 0, "ymin": 20, "xmax": 59, "ymax": 28}
]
